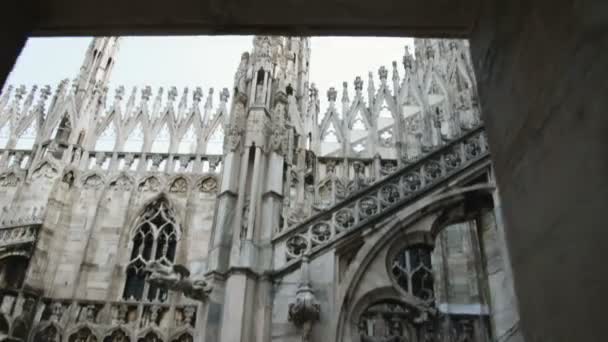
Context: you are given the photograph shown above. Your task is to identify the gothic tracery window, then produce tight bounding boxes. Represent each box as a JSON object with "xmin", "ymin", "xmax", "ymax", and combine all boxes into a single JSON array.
[
  {"xmin": 391, "ymin": 245, "xmax": 434, "ymax": 302},
  {"xmin": 123, "ymin": 198, "xmax": 179, "ymax": 302}
]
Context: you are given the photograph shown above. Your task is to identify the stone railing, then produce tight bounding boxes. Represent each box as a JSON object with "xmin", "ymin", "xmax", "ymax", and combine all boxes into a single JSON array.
[
  {"xmin": 77, "ymin": 150, "xmax": 223, "ymax": 174},
  {"xmin": 0, "ymin": 225, "xmax": 39, "ymax": 249},
  {"xmin": 0, "ymin": 149, "xmax": 34, "ymax": 172},
  {"xmin": 0, "ymin": 142, "xmax": 224, "ymax": 176},
  {"xmin": 272, "ymin": 125, "xmax": 489, "ymax": 269},
  {"xmin": 0, "ymin": 288, "xmax": 199, "ymax": 341}
]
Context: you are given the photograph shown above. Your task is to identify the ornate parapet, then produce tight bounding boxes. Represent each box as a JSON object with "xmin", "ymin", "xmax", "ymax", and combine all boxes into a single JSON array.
[
  {"xmin": 273, "ymin": 125, "xmax": 489, "ymax": 271},
  {"xmin": 288, "ymin": 256, "xmax": 320, "ymax": 342},
  {"xmin": 27, "ymin": 295, "xmax": 199, "ymax": 342}
]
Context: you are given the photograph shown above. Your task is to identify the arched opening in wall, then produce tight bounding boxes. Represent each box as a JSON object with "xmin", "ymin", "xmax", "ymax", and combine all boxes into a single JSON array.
[
  {"xmin": 350, "ymin": 108, "xmax": 369, "ymax": 157},
  {"xmin": 320, "ymin": 122, "xmax": 340, "ymax": 156},
  {"xmin": 0, "ymin": 255, "xmax": 29, "ymax": 289},
  {"xmin": 123, "ymin": 197, "xmax": 179, "ymax": 302}
]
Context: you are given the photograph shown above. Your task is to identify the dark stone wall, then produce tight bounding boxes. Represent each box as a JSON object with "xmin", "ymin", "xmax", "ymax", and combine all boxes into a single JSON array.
[{"xmin": 470, "ymin": 1, "xmax": 608, "ymax": 341}]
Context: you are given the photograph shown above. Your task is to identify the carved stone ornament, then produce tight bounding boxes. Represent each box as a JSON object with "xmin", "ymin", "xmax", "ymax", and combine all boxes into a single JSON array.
[
  {"xmin": 198, "ymin": 176, "xmax": 217, "ymax": 193},
  {"xmin": 83, "ymin": 174, "xmax": 103, "ymax": 189},
  {"xmin": 169, "ymin": 177, "xmax": 188, "ymax": 193},
  {"xmin": 224, "ymin": 125, "xmax": 242, "ymax": 152},
  {"xmin": 110, "ymin": 175, "xmax": 133, "ymax": 191},
  {"xmin": 288, "ymin": 256, "xmax": 320, "ymax": 342},
  {"xmin": 0, "ymin": 172, "xmax": 20, "ymax": 187},
  {"xmin": 145, "ymin": 261, "xmax": 212, "ymax": 302},
  {"xmin": 139, "ymin": 176, "xmax": 161, "ymax": 192},
  {"xmin": 32, "ymin": 162, "xmax": 58, "ymax": 180}
]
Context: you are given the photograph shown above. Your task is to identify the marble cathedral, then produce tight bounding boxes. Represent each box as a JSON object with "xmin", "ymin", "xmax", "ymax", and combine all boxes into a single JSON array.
[{"xmin": 0, "ymin": 36, "xmax": 522, "ymax": 342}]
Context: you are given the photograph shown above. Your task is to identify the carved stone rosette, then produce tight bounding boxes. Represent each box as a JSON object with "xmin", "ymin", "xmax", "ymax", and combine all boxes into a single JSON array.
[{"xmin": 288, "ymin": 256, "xmax": 320, "ymax": 342}]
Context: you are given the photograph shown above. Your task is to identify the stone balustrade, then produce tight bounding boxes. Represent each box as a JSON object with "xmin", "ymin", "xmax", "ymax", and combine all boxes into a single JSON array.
[
  {"xmin": 0, "ymin": 225, "xmax": 39, "ymax": 249},
  {"xmin": 0, "ymin": 288, "xmax": 199, "ymax": 341},
  {"xmin": 273, "ymin": 125, "xmax": 489, "ymax": 269}
]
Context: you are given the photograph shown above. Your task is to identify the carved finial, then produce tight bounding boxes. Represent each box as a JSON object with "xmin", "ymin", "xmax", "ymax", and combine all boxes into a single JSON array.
[
  {"xmin": 449, "ymin": 40, "xmax": 458, "ymax": 51},
  {"xmin": 426, "ymin": 44, "xmax": 435, "ymax": 59},
  {"xmin": 35, "ymin": 85, "xmax": 51, "ymax": 110},
  {"xmin": 179, "ymin": 87, "xmax": 189, "ymax": 108},
  {"xmin": 342, "ymin": 82, "xmax": 349, "ymax": 103},
  {"xmin": 193, "ymin": 87, "xmax": 203, "ymax": 102},
  {"xmin": 220, "ymin": 88, "xmax": 230, "ymax": 102},
  {"xmin": 392, "ymin": 61, "xmax": 400, "ymax": 81},
  {"xmin": 309, "ymin": 83, "xmax": 318, "ymax": 99},
  {"xmin": 354, "ymin": 76, "xmax": 363, "ymax": 91},
  {"xmin": 115, "ymin": 86, "xmax": 125, "ymax": 101},
  {"xmin": 40, "ymin": 85, "xmax": 52, "ymax": 99},
  {"xmin": 15, "ymin": 85, "xmax": 26, "ymax": 100},
  {"xmin": 168, "ymin": 86, "xmax": 178, "ymax": 102},
  {"xmin": 71, "ymin": 77, "xmax": 79, "ymax": 93},
  {"xmin": 204, "ymin": 88, "xmax": 214, "ymax": 109},
  {"xmin": 378, "ymin": 66, "xmax": 388, "ymax": 80},
  {"xmin": 403, "ymin": 46, "xmax": 414, "ymax": 70},
  {"xmin": 327, "ymin": 87, "xmax": 337, "ymax": 102},
  {"xmin": 142, "ymin": 86, "xmax": 152, "ymax": 101}
]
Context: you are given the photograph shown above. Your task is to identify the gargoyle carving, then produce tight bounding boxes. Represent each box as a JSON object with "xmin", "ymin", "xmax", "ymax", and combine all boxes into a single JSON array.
[{"xmin": 145, "ymin": 261, "xmax": 212, "ymax": 301}]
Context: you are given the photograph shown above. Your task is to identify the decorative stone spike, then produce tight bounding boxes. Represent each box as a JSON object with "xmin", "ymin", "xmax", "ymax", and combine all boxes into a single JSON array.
[
  {"xmin": 193, "ymin": 87, "xmax": 203, "ymax": 103},
  {"xmin": 152, "ymin": 87, "xmax": 164, "ymax": 118},
  {"xmin": 403, "ymin": 45, "xmax": 414, "ymax": 70},
  {"xmin": 125, "ymin": 86, "xmax": 138, "ymax": 115},
  {"xmin": 341, "ymin": 82, "xmax": 349, "ymax": 103},
  {"xmin": 114, "ymin": 86, "xmax": 125, "ymax": 101},
  {"xmin": 142, "ymin": 86, "xmax": 152, "ymax": 101},
  {"xmin": 37, "ymin": 85, "xmax": 52, "ymax": 110},
  {"xmin": 219, "ymin": 88, "xmax": 229, "ymax": 102},
  {"xmin": 179, "ymin": 87, "xmax": 189, "ymax": 110},
  {"xmin": 354, "ymin": 76, "xmax": 363, "ymax": 92},
  {"xmin": 327, "ymin": 87, "xmax": 337, "ymax": 102},
  {"xmin": 22, "ymin": 85, "xmax": 38, "ymax": 114},
  {"xmin": 205, "ymin": 88, "xmax": 214, "ymax": 109},
  {"xmin": 168, "ymin": 86, "xmax": 178, "ymax": 102},
  {"xmin": 378, "ymin": 66, "xmax": 388, "ymax": 81}
]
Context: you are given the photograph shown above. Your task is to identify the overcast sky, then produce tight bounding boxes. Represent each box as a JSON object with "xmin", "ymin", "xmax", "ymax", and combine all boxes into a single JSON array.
[{"xmin": 5, "ymin": 36, "xmax": 413, "ymax": 110}]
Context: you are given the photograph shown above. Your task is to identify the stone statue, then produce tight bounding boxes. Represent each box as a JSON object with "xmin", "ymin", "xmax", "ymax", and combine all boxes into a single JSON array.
[{"xmin": 145, "ymin": 261, "xmax": 212, "ymax": 301}]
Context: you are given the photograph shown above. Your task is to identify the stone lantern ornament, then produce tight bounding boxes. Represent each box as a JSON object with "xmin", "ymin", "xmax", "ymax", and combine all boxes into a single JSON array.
[{"xmin": 288, "ymin": 256, "xmax": 321, "ymax": 342}]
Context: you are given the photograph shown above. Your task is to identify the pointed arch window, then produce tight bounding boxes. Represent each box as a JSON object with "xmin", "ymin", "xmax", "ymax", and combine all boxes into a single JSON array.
[
  {"xmin": 390, "ymin": 245, "xmax": 434, "ymax": 302},
  {"xmin": 123, "ymin": 198, "xmax": 179, "ymax": 302}
]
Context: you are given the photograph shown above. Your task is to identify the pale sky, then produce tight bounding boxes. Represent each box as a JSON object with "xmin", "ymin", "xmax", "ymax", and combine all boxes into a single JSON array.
[{"xmin": 4, "ymin": 36, "xmax": 414, "ymax": 111}]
